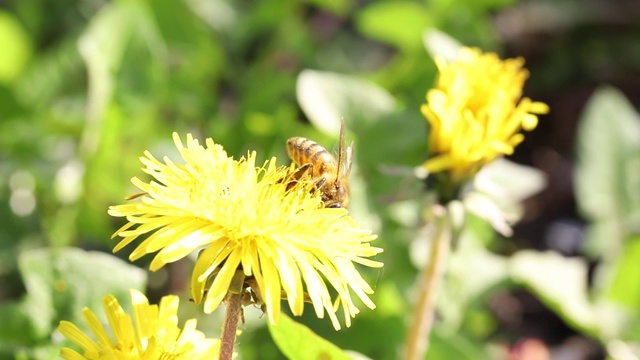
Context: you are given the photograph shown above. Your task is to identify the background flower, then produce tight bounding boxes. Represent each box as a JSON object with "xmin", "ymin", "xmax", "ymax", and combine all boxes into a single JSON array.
[
  {"xmin": 57, "ymin": 289, "xmax": 220, "ymax": 360},
  {"xmin": 108, "ymin": 133, "xmax": 383, "ymax": 330},
  {"xmin": 421, "ymin": 47, "xmax": 549, "ymax": 185}
]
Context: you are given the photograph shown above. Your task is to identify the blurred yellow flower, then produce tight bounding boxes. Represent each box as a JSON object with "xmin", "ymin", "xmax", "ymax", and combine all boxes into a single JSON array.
[
  {"xmin": 108, "ymin": 133, "xmax": 383, "ymax": 330},
  {"xmin": 57, "ymin": 289, "xmax": 220, "ymax": 360},
  {"xmin": 421, "ymin": 47, "xmax": 549, "ymax": 183}
]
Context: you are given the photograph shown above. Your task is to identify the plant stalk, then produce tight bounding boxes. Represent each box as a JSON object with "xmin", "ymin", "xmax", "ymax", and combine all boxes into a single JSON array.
[
  {"xmin": 219, "ymin": 293, "xmax": 242, "ymax": 360},
  {"xmin": 402, "ymin": 207, "xmax": 451, "ymax": 360}
]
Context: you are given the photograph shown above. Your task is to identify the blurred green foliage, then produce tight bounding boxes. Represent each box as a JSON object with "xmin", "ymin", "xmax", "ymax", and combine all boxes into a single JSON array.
[{"xmin": 1, "ymin": 0, "xmax": 640, "ymax": 359}]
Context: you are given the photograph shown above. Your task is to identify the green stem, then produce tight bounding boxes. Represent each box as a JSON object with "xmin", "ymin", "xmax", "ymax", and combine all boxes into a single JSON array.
[
  {"xmin": 219, "ymin": 293, "xmax": 242, "ymax": 360},
  {"xmin": 402, "ymin": 206, "xmax": 452, "ymax": 360}
]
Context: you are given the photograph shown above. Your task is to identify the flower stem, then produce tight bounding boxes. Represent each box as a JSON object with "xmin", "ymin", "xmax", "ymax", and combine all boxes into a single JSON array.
[
  {"xmin": 402, "ymin": 206, "xmax": 451, "ymax": 360},
  {"xmin": 220, "ymin": 293, "xmax": 242, "ymax": 360}
]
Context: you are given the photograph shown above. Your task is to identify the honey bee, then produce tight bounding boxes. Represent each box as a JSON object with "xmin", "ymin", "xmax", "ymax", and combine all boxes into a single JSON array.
[{"xmin": 286, "ymin": 119, "xmax": 353, "ymax": 208}]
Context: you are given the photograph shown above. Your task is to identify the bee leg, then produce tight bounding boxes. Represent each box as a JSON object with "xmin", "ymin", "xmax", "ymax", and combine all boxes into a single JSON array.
[
  {"xmin": 305, "ymin": 177, "xmax": 327, "ymax": 202},
  {"xmin": 314, "ymin": 177, "xmax": 326, "ymax": 189},
  {"xmin": 291, "ymin": 164, "xmax": 326, "ymax": 192},
  {"xmin": 282, "ymin": 163, "xmax": 313, "ymax": 191},
  {"xmin": 277, "ymin": 163, "xmax": 311, "ymax": 184},
  {"xmin": 291, "ymin": 163, "xmax": 312, "ymax": 180}
]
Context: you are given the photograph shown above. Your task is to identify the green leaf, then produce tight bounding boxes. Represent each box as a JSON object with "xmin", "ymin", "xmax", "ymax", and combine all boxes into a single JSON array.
[
  {"xmin": 474, "ymin": 158, "xmax": 547, "ymax": 204},
  {"xmin": 606, "ymin": 340, "xmax": 640, "ymax": 359},
  {"xmin": 509, "ymin": 250, "xmax": 598, "ymax": 336},
  {"xmin": 296, "ymin": 70, "xmax": 396, "ymax": 136},
  {"xmin": 575, "ymin": 86, "xmax": 640, "ymax": 256},
  {"xmin": 268, "ymin": 313, "xmax": 350, "ymax": 360},
  {"xmin": 605, "ymin": 236, "xmax": 640, "ymax": 308},
  {"xmin": 0, "ymin": 247, "xmax": 146, "ymax": 347},
  {"xmin": 355, "ymin": 1, "xmax": 432, "ymax": 51},
  {"xmin": 427, "ymin": 330, "xmax": 491, "ymax": 360},
  {"xmin": 0, "ymin": 11, "xmax": 33, "ymax": 84},
  {"xmin": 465, "ymin": 159, "xmax": 547, "ymax": 236}
]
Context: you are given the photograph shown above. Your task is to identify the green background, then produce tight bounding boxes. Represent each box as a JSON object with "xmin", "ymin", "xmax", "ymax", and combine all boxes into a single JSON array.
[{"xmin": 1, "ymin": 0, "xmax": 640, "ymax": 359}]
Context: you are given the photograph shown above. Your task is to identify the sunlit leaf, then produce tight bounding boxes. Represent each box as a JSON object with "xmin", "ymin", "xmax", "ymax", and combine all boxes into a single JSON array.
[
  {"xmin": 575, "ymin": 86, "xmax": 640, "ymax": 256},
  {"xmin": 296, "ymin": 70, "xmax": 396, "ymax": 135},
  {"xmin": 344, "ymin": 350, "xmax": 373, "ymax": 360},
  {"xmin": 463, "ymin": 192, "xmax": 515, "ymax": 237},
  {"xmin": 604, "ymin": 236, "xmax": 640, "ymax": 308},
  {"xmin": 606, "ymin": 340, "xmax": 640, "ymax": 360},
  {"xmin": 0, "ymin": 11, "xmax": 32, "ymax": 84},
  {"xmin": 186, "ymin": 0, "xmax": 237, "ymax": 31},
  {"xmin": 269, "ymin": 313, "xmax": 350, "ymax": 360},
  {"xmin": 464, "ymin": 159, "xmax": 546, "ymax": 236},
  {"xmin": 474, "ymin": 158, "xmax": 547, "ymax": 204},
  {"xmin": 510, "ymin": 250, "xmax": 599, "ymax": 336}
]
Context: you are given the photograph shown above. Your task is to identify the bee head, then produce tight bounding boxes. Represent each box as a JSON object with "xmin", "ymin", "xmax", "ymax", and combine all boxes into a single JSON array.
[{"xmin": 324, "ymin": 181, "xmax": 349, "ymax": 209}]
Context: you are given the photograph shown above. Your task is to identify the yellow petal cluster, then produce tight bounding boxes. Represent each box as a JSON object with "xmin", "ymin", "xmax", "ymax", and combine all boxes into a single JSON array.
[
  {"xmin": 58, "ymin": 289, "xmax": 220, "ymax": 360},
  {"xmin": 421, "ymin": 47, "xmax": 549, "ymax": 183},
  {"xmin": 108, "ymin": 133, "xmax": 383, "ymax": 330}
]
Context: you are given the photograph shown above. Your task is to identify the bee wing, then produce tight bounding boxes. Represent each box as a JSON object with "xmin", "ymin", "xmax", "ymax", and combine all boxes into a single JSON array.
[
  {"xmin": 336, "ymin": 118, "xmax": 353, "ymax": 177},
  {"xmin": 342, "ymin": 140, "xmax": 353, "ymax": 177}
]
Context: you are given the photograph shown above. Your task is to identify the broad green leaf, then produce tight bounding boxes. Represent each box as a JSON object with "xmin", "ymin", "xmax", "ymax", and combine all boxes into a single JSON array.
[
  {"xmin": 575, "ymin": 87, "xmax": 640, "ymax": 256},
  {"xmin": 0, "ymin": 247, "xmax": 146, "ymax": 346},
  {"xmin": 463, "ymin": 192, "xmax": 515, "ymax": 237},
  {"xmin": 606, "ymin": 340, "xmax": 640, "ymax": 360},
  {"xmin": 583, "ymin": 218, "xmax": 624, "ymax": 261},
  {"xmin": 604, "ymin": 236, "xmax": 640, "ymax": 308},
  {"xmin": 0, "ymin": 11, "xmax": 32, "ymax": 84},
  {"xmin": 465, "ymin": 159, "xmax": 547, "ymax": 236},
  {"xmin": 510, "ymin": 250, "xmax": 598, "ymax": 336},
  {"xmin": 355, "ymin": 1, "xmax": 432, "ymax": 51},
  {"xmin": 269, "ymin": 313, "xmax": 350, "ymax": 360},
  {"xmin": 296, "ymin": 70, "xmax": 396, "ymax": 136},
  {"xmin": 186, "ymin": 0, "xmax": 236, "ymax": 31},
  {"xmin": 474, "ymin": 158, "xmax": 547, "ymax": 204},
  {"xmin": 343, "ymin": 350, "xmax": 373, "ymax": 360}
]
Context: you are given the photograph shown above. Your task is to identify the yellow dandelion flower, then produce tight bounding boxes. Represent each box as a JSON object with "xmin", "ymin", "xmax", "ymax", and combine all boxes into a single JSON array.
[
  {"xmin": 108, "ymin": 133, "xmax": 383, "ymax": 330},
  {"xmin": 57, "ymin": 289, "xmax": 220, "ymax": 360},
  {"xmin": 421, "ymin": 47, "xmax": 549, "ymax": 184}
]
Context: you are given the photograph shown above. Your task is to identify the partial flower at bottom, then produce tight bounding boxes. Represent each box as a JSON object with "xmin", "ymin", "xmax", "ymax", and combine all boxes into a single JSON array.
[
  {"xmin": 421, "ymin": 47, "xmax": 550, "ymax": 185},
  {"xmin": 57, "ymin": 289, "xmax": 220, "ymax": 360},
  {"xmin": 108, "ymin": 133, "xmax": 383, "ymax": 330}
]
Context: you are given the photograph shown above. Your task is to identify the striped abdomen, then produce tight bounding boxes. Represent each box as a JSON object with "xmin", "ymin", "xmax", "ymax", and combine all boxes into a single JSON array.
[{"xmin": 286, "ymin": 137, "xmax": 339, "ymax": 178}]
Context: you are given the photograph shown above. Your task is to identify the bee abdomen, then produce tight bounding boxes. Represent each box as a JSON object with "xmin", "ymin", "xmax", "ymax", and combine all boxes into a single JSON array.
[{"xmin": 286, "ymin": 137, "xmax": 336, "ymax": 175}]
